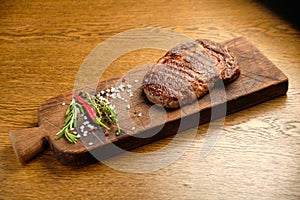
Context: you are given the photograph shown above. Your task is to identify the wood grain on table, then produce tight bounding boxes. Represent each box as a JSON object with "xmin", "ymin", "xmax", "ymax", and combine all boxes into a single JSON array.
[{"xmin": 0, "ymin": 0, "xmax": 299, "ymax": 199}]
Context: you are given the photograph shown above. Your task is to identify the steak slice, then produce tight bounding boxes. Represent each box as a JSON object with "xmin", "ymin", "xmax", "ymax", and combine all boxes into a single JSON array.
[{"xmin": 142, "ymin": 39, "xmax": 240, "ymax": 108}]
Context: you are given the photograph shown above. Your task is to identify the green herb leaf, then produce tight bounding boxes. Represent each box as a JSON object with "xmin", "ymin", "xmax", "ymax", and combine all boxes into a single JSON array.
[{"xmin": 56, "ymin": 99, "xmax": 81, "ymax": 143}]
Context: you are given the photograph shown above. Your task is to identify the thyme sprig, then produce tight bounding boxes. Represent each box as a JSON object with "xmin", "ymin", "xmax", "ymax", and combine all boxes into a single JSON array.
[
  {"xmin": 56, "ymin": 99, "xmax": 83, "ymax": 143},
  {"xmin": 83, "ymin": 91, "xmax": 121, "ymax": 136},
  {"xmin": 95, "ymin": 96, "xmax": 121, "ymax": 136}
]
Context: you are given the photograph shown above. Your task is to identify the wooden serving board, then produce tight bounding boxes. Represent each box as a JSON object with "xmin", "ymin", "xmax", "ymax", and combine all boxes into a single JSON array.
[{"xmin": 9, "ymin": 37, "xmax": 288, "ymax": 165}]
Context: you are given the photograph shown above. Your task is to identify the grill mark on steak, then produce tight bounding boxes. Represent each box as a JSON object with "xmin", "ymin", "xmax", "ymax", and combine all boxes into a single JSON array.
[
  {"xmin": 162, "ymin": 63, "xmax": 208, "ymax": 99},
  {"xmin": 142, "ymin": 39, "xmax": 240, "ymax": 108},
  {"xmin": 145, "ymin": 64, "xmax": 193, "ymax": 98},
  {"xmin": 158, "ymin": 60, "xmax": 209, "ymax": 97},
  {"xmin": 162, "ymin": 42, "xmax": 220, "ymax": 86}
]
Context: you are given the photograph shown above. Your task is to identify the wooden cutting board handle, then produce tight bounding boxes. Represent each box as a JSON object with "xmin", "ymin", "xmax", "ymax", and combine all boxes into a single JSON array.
[{"xmin": 9, "ymin": 127, "xmax": 49, "ymax": 164}]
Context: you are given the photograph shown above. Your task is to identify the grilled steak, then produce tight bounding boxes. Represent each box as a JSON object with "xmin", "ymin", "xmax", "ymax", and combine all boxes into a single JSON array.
[{"xmin": 142, "ymin": 39, "xmax": 240, "ymax": 108}]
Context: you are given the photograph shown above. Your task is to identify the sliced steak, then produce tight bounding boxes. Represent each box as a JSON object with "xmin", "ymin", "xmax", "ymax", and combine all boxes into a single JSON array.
[{"xmin": 142, "ymin": 39, "xmax": 240, "ymax": 108}]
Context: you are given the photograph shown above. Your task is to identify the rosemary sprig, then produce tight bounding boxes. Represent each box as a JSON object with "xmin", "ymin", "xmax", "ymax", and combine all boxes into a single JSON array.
[{"xmin": 56, "ymin": 99, "xmax": 83, "ymax": 143}]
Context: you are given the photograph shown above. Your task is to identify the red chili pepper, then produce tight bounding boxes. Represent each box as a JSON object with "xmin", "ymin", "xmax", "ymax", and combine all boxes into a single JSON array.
[{"xmin": 74, "ymin": 94, "xmax": 110, "ymax": 130}]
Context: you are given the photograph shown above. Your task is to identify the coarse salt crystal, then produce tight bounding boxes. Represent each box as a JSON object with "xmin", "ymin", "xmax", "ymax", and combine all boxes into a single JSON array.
[
  {"xmin": 131, "ymin": 127, "xmax": 136, "ymax": 130},
  {"xmin": 129, "ymin": 92, "xmax": 133, "ymax": 97},
  {"xmin": 77, "ymin": 135, "xmax": 81, "ymax": 138},
  {"xmin": 88, "ymin": 142, "xmax": 93, "ymax": 146},
  {"xmin": 88, "ymin": 124, "xmax": 94, "ymax": 129},
  {"xmin": 117, "ymin": 93, "xmax": 122, "ymax": 99},
  {"xmin": 80, "ymin": 125, "xmax": 84, "ymax": 130},
  {"xmin": 127, "ymin": 84, "xmax": 132, "ymax": 89},
  {"xmin": 138, "ymin": 113, "xmax": 142, "ymax": 117},
  {"xmin": 119, "ymin": 84, "xmax": 125, "ymax": 88},
  {"xmin": 106, "ymin": 89, "xmax": 110, "ymax": 93},
  {"xmin": 73, "ymin": 132, "xmax": 77, "ymax": 135},
  {"xmin": 110, "ymin": 93, "xmax": 117, "ymax": 99},
  {"xmin": 101, "ymin": 90, "xmax": 105, "ymax": 94},
  {"xmin": 126, "ymin": 105, "xmax": 130, "ymax": 110},
  {"xmin": 83, "ymin": 116, "xmax": 87, "ymax": 120},
  {"xmin": 111, "ymin": 87, "xmax": 116, "ymax": 92},
  {"xmin": 134, "ymin": 79, "xmax": 139, "ymax": 83},
  {"xmin": 62, "ymin": 102, "xmax": 66, "ymax": 106}
]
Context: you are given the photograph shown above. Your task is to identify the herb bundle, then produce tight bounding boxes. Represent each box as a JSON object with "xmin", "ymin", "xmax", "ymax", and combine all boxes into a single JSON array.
[{"xmin": 56, "ymin": 91, "xmax": 121, "ymax": 143}]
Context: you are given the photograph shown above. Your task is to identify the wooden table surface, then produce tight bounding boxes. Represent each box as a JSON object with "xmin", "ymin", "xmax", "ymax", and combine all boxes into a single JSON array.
[{"xmin": 1, "ymin": 0, "xmax": 299, "ymax": 199}]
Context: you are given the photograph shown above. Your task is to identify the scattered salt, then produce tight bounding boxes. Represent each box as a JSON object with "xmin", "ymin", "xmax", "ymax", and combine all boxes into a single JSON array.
[
  {"xmin": 126, "ymin": 105, "xmax": 130, "ymax": 110},
  {"xmin": 62, "ymin": 102, "xmax": 66, "ymax": 106},
  {"xmin": 134, "ymin": 79, "xmax": 139, "ymax": 83},
  {"xmin": 131, "ymin": 127, "xmax": 136, "ymax": 131},
  {"xmin": 88, "ymin": 142, "xmax": 93, "ymax": 146},
  {"xmin": 138, "ymin": 113, "xmax": 142, "ymax": 117}
]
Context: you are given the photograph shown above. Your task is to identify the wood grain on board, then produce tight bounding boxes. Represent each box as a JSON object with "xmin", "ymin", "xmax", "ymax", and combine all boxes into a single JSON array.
[{"xmin": 9, "ymin": 37, "xmax": 288, "ymax": 165}]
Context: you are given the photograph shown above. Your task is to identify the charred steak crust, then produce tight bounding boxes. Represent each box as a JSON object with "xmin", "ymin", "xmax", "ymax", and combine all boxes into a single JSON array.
[{"xmin": 142, "ymin": 39, "xmax": 241, "ymax": 108}]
